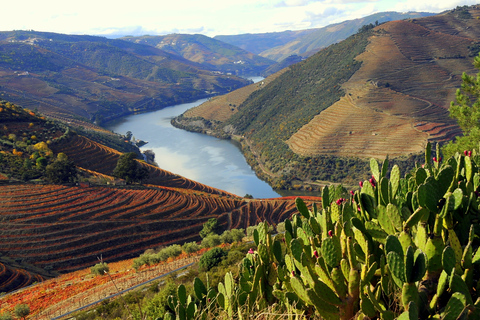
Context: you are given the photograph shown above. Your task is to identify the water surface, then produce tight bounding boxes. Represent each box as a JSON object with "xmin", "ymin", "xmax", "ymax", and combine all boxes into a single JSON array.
[{"xmin": 106, "ymin": 99, "xmax": 280, "ymax": 198}]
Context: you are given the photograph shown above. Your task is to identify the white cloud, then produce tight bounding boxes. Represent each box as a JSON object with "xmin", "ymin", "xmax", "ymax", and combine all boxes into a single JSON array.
[{"xmin": 0, "ymin": 0, "xmax": 477, "ymax": 37}]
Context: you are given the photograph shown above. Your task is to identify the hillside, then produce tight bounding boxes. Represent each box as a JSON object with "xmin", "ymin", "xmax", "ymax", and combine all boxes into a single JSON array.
[
  {"xmin": 121, "ymin": 34, "xmax": 275, "ymax": 76},
  {"xmin": 216, "ymin": 11, "xmax": 435, "ymax": 62},
  {"xmin": 0, "ymin": 30, "xmax": 250, "ymax": 124},
  {"xmin": 0, "ymin": 101, "xmax": 302, "ymax": 293},
  {"xmin": 174, "ymin": 5, "xmax": 480, "ymax": 189}
]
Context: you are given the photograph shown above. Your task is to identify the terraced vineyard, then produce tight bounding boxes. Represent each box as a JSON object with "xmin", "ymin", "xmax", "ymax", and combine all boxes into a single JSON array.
[
  {"xmin": 287, "ymin": 12, "xmax": 477, "ymax": 160},
  {"xmin": 0, "ymin": 183, "xmax": 301, "ymax": 286},
  {"xmin": 0, "ymin": 262, "xmax": 45, "ymax": 293}
]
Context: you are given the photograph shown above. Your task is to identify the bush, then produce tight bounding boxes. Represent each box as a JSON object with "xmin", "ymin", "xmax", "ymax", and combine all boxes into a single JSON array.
[
  {"xmin": 91, "ymin": 262, "xmax": 109, "ymax": 276},
  {"xmin": 201, "ymin": 234, "xmax": 222, "ymax": 248},
  {"xmin": 14, "ymin": 304, "xmax": 29, "ymax": 320},
  {"xmin": 157, "ymin": 244, "xmax": 183, "ymax": 261},
  {"xmin": 182, "ymin": 241, "xmax": 201, "ymax": 254},
  {"xmin": 220, "ymin": 229, "xmax": 245, "ymax": 243},
  {"xmin": 199, "ymin": 218, "xmax": 222, "ymax": 238},
  {"xmin": 0, "ymin": 312, "xmax": 12, "ymax": 320},
  {"xmin": 199, "ymin": 247, "xmax": 227, "ymax": 271}
]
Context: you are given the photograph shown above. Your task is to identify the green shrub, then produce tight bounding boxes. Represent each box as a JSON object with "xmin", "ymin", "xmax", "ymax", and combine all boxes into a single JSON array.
[
  {"xmin": 90, "ymin": 262, "xmax": 109, "ymax": 276},
  {"xmin": 201, "ymin": 234, "xmax": 222, "ymax": 248},
  {"xmin": 182, "ymin": 241, "xmax": 201, "ymax": 254},
  {"xmin": 199, "ymin": 247, "xmax": 227, "ymax": 271},
  {"xmin": 0, "ymin": 312, "xmax": 12, "ymax": 320},
  {"xmin": 220, "ymin": 229, "xmax": 245, "ymax": 243},
  {"xmin": 13, "ymin": 304, "xmax": 29, "ymax": 320}
]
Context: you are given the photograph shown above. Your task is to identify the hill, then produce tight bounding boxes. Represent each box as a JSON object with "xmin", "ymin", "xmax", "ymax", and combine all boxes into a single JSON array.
[
  {"xmin": 0, "ymin": 30, "xmax": 250, "ymax": 125},
  {"xmin": 215, "ymin": 11, "xmax": 435, "ymax": 62},
  {"xmin": 0, "ymin": 101, "xmax": 302, "ymax": 293},
  {"xmin": 173, "ymin": 5, "xmax": 480, "ymax": 190},
  {"xmin": 121, "ymin": 34, "xmax": 275, "ymax": 76}
]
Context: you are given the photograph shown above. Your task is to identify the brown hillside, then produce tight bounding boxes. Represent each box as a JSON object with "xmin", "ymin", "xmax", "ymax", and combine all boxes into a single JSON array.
[
  {"xmin": 0, "ymin": 183, "xmax": 298, "ymax": 277},
  {"xmin": 287, "ymin": 8, "xmax": 480, "ymax": 159},
  {"xmin": 183, "ymin": 69, "xmax": 288, "ymax": 122}
]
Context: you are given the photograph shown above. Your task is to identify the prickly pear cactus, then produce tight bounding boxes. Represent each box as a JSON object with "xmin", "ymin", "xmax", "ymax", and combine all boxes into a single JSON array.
[{"xmin": 163, "ymin": 144, "xmax": 480, "ymax": 320}]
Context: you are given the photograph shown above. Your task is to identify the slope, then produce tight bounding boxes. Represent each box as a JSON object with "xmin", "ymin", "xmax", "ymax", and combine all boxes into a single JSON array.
[
  {"xmin": 0, "ymin": 30, "xmax": 250, "ymax": 124},
  {"xmin": 122, "ymin": 34, "xmax": 275, "ymax": 76}
]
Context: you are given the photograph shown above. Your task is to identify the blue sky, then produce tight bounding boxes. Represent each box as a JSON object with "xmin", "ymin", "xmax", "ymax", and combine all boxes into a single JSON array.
[{"xmin": 2, "ymin": 0, "xmax": 478, "ymax": 37}]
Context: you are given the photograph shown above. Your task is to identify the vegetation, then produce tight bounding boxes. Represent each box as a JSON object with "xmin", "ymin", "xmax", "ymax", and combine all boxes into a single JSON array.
[
  {"xmin": 160, "ymin": 142, "xmax": 480, "ymax": 319},
  {"xmin": 112, "ymin": 152, "xmax": 149, "ymax": 184},
  {"xmin": 199, "ymin": 218, "xmax": 222, "ymax": 238},
  {"xmin": 444, "ymin": 52, "xmax": 480, "ymax": 158},
  {"xmin": 13, "ymin": 304, "xmax": 29, "ymax": 320},
  {"xmin": 199, "ymin": 247, "xmax": 227, "ymax": 271},
  {"xmin": 90, "ymin": 262, "xmax": 110, "ymax": 276}
]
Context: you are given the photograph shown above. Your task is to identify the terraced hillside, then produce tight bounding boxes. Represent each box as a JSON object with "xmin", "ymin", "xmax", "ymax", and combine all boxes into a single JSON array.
[
  {"xmin": 0, "ymin": 183, "xmax": 298, "ymax": 278},
  {"xmin": 287, "ymin": 11, "xmax": 477, "ymax": 159}
]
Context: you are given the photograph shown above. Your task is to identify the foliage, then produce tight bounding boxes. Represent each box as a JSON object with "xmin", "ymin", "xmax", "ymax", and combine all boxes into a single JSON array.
[
  {"xmin": 0, "ymin": 312, "xmax": 12, "ymax": 320},
  {"xmin": 144, "ymin": 280, "xmax": 177, "ymax": 319},
  {"xmin": 444, "ymin": 52, "xmax": 480, "ymax": 158},
  {"xmin": 132, "ymin": 244, "xmax": 184, "ymax": 270},
  {"xmin": 182, "ymin": 241, "xmax": 201, "ymax": 254},
  {"xmin": 199, "ymin": 218, "xmax": 222, "ymax": 239},
  {"xmin": 90, "ymin": 262, "xmax": 109, "ymax": 276},
  {"xmin": 13, "ymin": 304, "xmax": 29, "ymax": 320},
  {"xmin": 220, "ymin": 229, "xmax": 245, "ymax": 244},
  {"xmin": 201, "ymin": 234, "xmax": 222, "ymax": 248},
  {"xmin": 45, "ymin": 157, "xmax": 77, "ymax": 183},
  {"xmin": 199, "ymin": 247, "xmax": 227, "ymax": 271},
  {"xmin": 112, "ymin": 152, "xmax": 148, "ymax": 184},
  {"xmin": 163, "ymin": 142, "xmax": 480, "ymax": 319}
]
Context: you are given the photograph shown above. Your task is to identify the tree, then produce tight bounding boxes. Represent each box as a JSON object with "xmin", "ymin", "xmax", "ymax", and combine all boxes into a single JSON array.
[
  {"xmin": 125, "ymin": 131, "xmax": 133, "ymax": 141},
  {"xmin": 45, "ymin": 158, "xmax": 77, "ymax": 183},
  {"xmin": 112, "ymin": 152, "xmax": 148, "ymax": 184},
  {"xmin": 199, "ymin": 218, "xmax": 222, "ymax": 238},
  {"xmin": 199, "ymin": 247, "xmax": 227, "ymax": 271},
  {"xmin": 444, "ymin": 52, "xmax": 480, "ymax": 157},
  {"xmin": 13, "ymin": 304, "xmax": 29, "ymax": 320}
]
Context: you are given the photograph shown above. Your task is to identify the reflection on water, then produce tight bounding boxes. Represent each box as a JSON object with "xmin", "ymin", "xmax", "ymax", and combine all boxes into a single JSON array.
[{"xmin": 106, "ymin": 99, "xmax": 281, "ymax": 198}]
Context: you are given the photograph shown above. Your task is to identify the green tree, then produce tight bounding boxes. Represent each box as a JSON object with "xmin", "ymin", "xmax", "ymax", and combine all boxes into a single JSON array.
[
  {"xmin": 199, "ymin": 247, "xmax": 227, "ymax": 271},
  {"xmin": 45, "ymin": 158, "xmax": 77, "ymax": 183},
  {"xmin": 112, "ymin": 152, "xmax": 148, "ymax": 184},
  {"xmin": 444, "ymin": 52, "xmax": 480, "ymax": 157},
  {"xmin": 13, "ymin": 304, "xmax": 29, "ymax": 320},
  {"xmin": 199, "ymin": 218, "xmax": 222, "ymax": 238}
]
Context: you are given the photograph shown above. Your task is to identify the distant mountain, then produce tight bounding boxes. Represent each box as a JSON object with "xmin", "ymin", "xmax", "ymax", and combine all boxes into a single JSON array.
[
  {"xmin": 0, "ymin": 30, "xmax": 250, "ymax": 123},
  {"xmin": 174, "ymin": 5, "xmax": 480, "ymax": 189},
  {"xmin": 216, "ymin": 11, "xmax": 436, "ymax": 62},
  {"xmin": 121, "ymin": 33, "xmax": 275, "ymax": 76}
]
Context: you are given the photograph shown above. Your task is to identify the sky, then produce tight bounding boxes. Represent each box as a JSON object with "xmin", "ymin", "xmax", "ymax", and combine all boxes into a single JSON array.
[{"xmin": 1, "ymin": 0, "xmax": 478, "ymax": 38}]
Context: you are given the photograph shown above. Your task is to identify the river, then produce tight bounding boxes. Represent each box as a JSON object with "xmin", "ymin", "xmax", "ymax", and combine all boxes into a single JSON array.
[{"xmin": 105, "ymin": 94, "xmax": 281, "ymax": 198}]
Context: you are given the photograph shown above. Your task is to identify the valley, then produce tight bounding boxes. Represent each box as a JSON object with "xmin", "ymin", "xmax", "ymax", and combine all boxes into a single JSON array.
[{"xmin": 1, "ymin": 5, "xmax": 480, "ymax": 319}]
